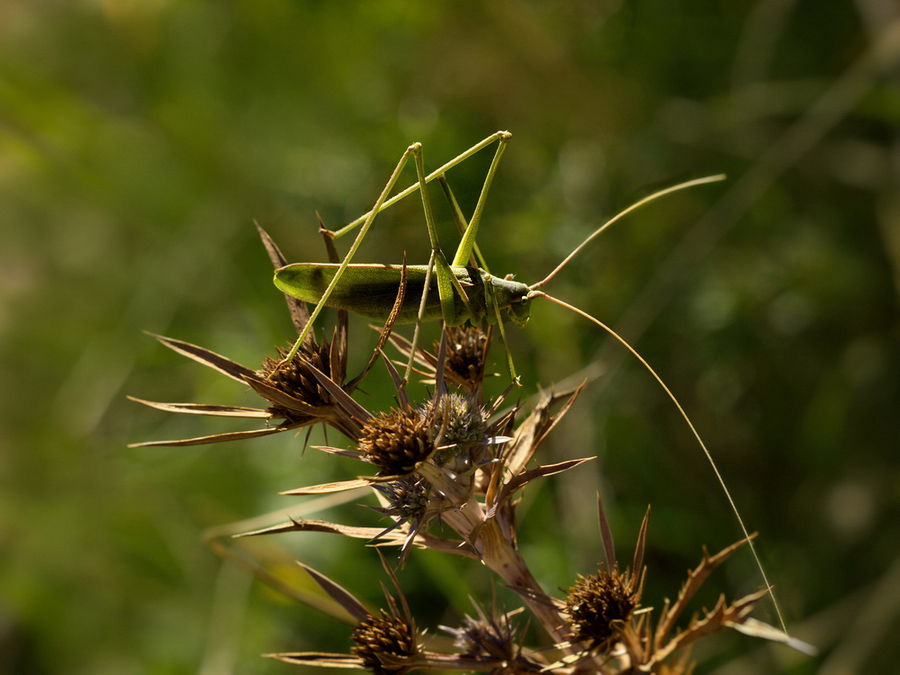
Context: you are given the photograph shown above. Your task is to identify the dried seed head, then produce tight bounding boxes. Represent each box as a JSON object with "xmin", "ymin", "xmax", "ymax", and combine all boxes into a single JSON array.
[
  {"xmin": 259, "ymin": 343, "xmax": 335, "ymax": 417},
  {"xmin": 564, "ymin": 567, "xmax": 639, "ymax": 652},
  {"xmin": 359, "ymin": 408, "xmax": 433, "ymax": 475},
  {"xmin": 423, "ymin": 392, "xmax": 489, "ymax": 467},
  {"xmin": 371, "ymin": 475, "xmax": 431, "ymax": 524},
  {"xmin": 441, "ymin": 325, "xmax": 489, "ymax": 390},
  {"xmin": 448, "ymin": 613, "xmax": 516, "ymax": 661},
  {"xmin": 351, "ymin": 610, "xmax": 418, "ymax": 674}
]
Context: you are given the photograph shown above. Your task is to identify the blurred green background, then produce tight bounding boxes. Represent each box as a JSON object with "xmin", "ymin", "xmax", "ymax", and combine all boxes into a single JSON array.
[{"xmin": 2, "ymin": 1, "xmax": 899, "ymax": 673}]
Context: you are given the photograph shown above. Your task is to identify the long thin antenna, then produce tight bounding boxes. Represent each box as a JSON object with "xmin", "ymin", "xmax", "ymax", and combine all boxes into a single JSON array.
[
  {"xmin": 532, "ymin": 175, "xmax": 726, "ymax": 290},
  {"xmin": 531, "ymin": 289, "xmax": 788, "ymax": 634}
]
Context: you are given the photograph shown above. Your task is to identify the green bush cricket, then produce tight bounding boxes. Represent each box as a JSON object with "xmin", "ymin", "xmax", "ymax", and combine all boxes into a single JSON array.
[
  {"xmin": 272, "ymin": 131, "xmax": 721, "ymax": 382},
  {"xmin": 269, "ymin": 131, "xmax": 788, "ymax": 633},
  {"xmin": 273, "ymin": 131, "xmax": 518, "ymax": 380}
]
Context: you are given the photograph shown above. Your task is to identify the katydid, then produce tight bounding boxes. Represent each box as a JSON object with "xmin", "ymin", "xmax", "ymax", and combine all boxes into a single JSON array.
[
  {"xmin": 270, "ymin": 131, "xmax": 789, "ymax": 634},
  {"xmin": 272, "ymin": 171, "xmax": 728, "ymax": 333},
  {"xmin": 272, "ymin": 130, "xmax": 720, "ymax": 381},
  {"xmin": 274, "ymin": 130, "xmax": 517, "ymax": 378}
]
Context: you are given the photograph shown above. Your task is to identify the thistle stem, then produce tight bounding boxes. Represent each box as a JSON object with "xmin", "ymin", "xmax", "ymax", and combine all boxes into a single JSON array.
[{"xmin": 440, "ymin": 502, "xmax": 578, "ymax": 652}]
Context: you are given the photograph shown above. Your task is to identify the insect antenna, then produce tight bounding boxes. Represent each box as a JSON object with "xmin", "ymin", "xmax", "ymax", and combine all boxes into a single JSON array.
[
  {"xmin": 530, "ymin": 288, "xmax": 788, "ymax": 635},
  {"xmin": 530, "ymin": 175, "xmax": 726, "ymax": 292}
]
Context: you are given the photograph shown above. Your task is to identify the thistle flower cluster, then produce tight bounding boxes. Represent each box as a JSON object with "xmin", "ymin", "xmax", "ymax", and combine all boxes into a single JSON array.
[{"xmin": 131, "ymin": 225, "xmax": 809, "ymax": 673}]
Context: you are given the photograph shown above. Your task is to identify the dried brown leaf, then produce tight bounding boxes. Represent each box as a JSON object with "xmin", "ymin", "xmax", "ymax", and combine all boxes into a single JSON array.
[
  {"xmin": 649, "ymin": 588, "xmax": 768, "ymax": 666},
  {"xmin": 235, "ymin": 514, "xmax": 480, "ymax": 561},
  {"xmin": 128, "ymin": 427, "xmax": 289, "ymax": 448},
  {"xmin": 654, "ymin": 536, "xmax": 753, "ymax": 650},
  {"xmin": 234, "ymin": 516, "xmax": 387, "ymax": 540},
  {"xmin": 298, "ymin": 562, "xmax": 371, "ymax": 623},
  {"xmin": 500, "ymin": 383, "xmax": 585, "ymax": 478},
  {"xmin": 255, "ymin": 222, "xmax": 312, "ymax": 334},
  {"xmin": 378, "ymin": 349, "xmax": 411, "ymax": 411},
  {"xmin": 596, "ymin": 491, "xmax": 617, "ymax": 573},
  {"xmin": 148, "ymin": 333, "xmax": 261, "ymax": 384},
  {"xmin": 389, "ymin": 651, "xmax": 513, "ymax": 671},
  {"xmin": 728, "ymin": 617, "xmax": 818, "ymax": 655},
  {"xmin": 241, "ymin": 376, "xmax": 327, "ymax": 418},
  {"xmin": 633, "ymin": 505, "xmax": 651, "ymax": 579},
  {"xmin": 264, "ymin": 652, "xmax": 366, "ymax": 668},
  {"xmin": 305, "ymin": 361, "xmax": 372, "ymax": 422},
  {"xmin": 486, "ymin": 458, "xmax": 595, "ymax": 518},
  {"xmin": 127, "ymin": 397, "xmax": 272, "ymax": 418},
  {"xmin": 280, "ymin": 478, "xmax": 376, "ymax": 495}
]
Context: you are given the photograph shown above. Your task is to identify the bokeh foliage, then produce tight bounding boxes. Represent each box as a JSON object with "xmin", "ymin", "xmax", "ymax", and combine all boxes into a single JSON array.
[{"xmin": 2, "ymin": 1, "xmax": 899, "ymax": 673}]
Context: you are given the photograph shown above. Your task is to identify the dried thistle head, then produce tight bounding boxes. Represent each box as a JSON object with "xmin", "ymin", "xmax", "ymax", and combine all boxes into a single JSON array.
[
  {"xmin": 266, "ymin": 557, "xmax": 427, "ymax": 672},
  {"xmin": 423, "ymin": 391, "xmax": 490, "ymax": 469},
  {"xmin": 564, "ymin": 565, "xmax": 641, "ymax": 653},
  {"xmin": 127, "ymin": 332, "xmax": 356, "ymax": 447},
  {"xmin": 356, "ymin": 388, "xmax": 510, "ymax": 562},
  {"xmin": 259, "ymin": 342, "xmax": 336, "ymax": 416},
  {"xmin": 386, "ymin": 324, "xmax": 492, "ymax": 396},
  {"xmin": 450, "ymin": 614, "xmax": 511, "ymax": 659},
  {"xmin": 129, "ymin": 225, "xmax": 369, "ymax": 447},
  {"xmin": 370, "ymin": 474, "xmax": 432, "ymax": 530},
  {"xmin": 441, "ymin": 325, "xmax": 491, "ymax": 393},
  {"xmin": 442, "ymin": 600, "xmax": 542, "ymax": 673},
  {"xmin": 351, "ymin": 609, "xmax": 419, "ymax": 674},
  {"xmin": 358, "ymin": 381, "xmax": 496, "ymax": 477},
  {"xmin": 358, "ymin": 407, "xmax": 435, "ymax": 476},
  {"xmin": 242, "ymin": 328, "xmax": 365, "ymax": 440}
]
